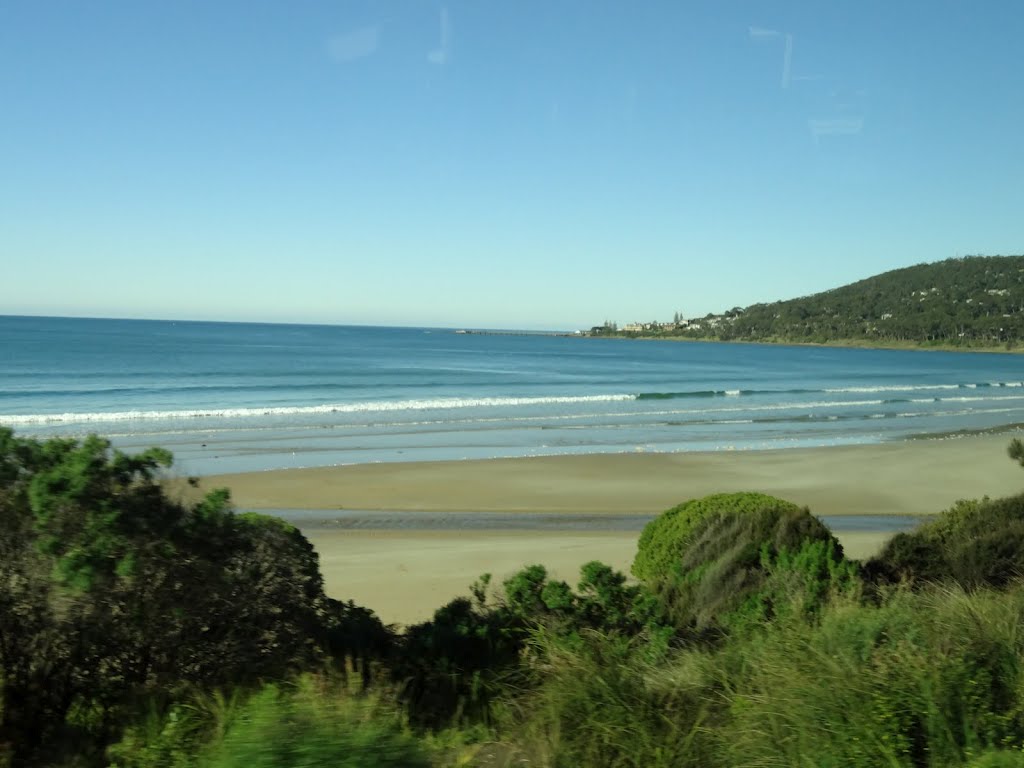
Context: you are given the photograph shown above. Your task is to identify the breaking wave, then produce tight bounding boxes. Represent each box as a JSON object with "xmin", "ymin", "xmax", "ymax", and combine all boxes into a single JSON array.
[{"xmin": 0, "ymin": 394, "xmax": 636, "ymax": 426}]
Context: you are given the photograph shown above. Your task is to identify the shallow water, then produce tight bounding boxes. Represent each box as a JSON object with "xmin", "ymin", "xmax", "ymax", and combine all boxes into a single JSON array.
[{"xmin": 257, "ymin": 509, "xmax": 932, "ymax": 535}]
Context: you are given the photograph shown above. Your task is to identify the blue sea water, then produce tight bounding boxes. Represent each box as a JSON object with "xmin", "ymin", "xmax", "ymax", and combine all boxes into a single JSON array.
[{"xmin": 2, "ymin": 315, "xmax": 1023, "ymax": 475}]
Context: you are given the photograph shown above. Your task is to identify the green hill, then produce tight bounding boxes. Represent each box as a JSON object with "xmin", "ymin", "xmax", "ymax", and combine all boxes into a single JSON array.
[{"xmin": 674, "ymin": 255, "xmax": 1024, "ymax": 349}]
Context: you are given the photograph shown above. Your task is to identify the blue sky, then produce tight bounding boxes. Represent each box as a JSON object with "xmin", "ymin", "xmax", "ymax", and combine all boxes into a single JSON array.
[{"xmin": 2, "ymin": 1, "xmax": 1022, "ymax": 329}]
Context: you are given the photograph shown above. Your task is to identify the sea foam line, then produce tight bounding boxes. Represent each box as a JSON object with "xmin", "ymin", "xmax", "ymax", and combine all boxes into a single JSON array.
[
  {"xmin": 0, "ymin": 394, "xmax": 637, "ymax": 426},
  {"xmin": 0, "ymin": 397, "xmax": 931, "ymax": 428},
  {"xmin": 7, "ymin": 388, "xmax": 1024, "ymax": 429}
]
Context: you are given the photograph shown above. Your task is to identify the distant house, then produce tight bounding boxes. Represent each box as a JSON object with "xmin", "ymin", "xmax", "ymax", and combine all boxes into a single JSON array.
[{"xmin": 622, "ymin": 323, "xmax": 645, "ymax": 332}]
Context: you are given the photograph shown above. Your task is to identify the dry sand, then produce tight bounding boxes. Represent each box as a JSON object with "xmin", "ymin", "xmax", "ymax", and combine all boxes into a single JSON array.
[
  {"xmin": 305, "ymin": 528, "xmax": 893, "ymax": 626},
  {"xmin": 197, "ymin": 434, "xmax": 1023, "ymax": 625},
  {"xmin": 308, "ymin": 530, "xmax": 641, "ymax": 626}
]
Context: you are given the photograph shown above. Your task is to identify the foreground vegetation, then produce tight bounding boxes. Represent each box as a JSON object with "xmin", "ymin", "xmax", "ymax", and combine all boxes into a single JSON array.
[
  {"xmin": 5, "ymin": 429, "xmax": 1024, "ymax": 765},
  {"xmin": 599, "ymin": 255, "xmax": 1024, "ymax": 349}
]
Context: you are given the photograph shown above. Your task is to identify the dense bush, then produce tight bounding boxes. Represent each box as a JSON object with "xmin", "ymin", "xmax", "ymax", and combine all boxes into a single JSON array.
[
  {"xmin": 866, "ymin": 494, "xmax": 1024, "ymax": 589},
  {"xmin": 632, "ymin": 492, "xmax": 802, "ymax": 582},
  {"xmin": 646, "ymin": 503, "xmax": 858, "ymax": 633},
  {"xmin": 0, "ymin": 429, "xmax": 390, "ymax": 766},
  {"xmin": 393, "ymin": 560, "xmax": 659, "ymax": 729},
  {"xmin": 394, "ymin": 593, "xmax": 520, "ymax": 728},
  {"xmin": 504, "ymin": 560, "xmax": 658, "ymax": 635}
]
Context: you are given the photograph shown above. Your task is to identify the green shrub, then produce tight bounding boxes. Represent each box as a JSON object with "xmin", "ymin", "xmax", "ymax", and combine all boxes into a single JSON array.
[
  {"xmin": 395, "ymin": 594, "xmax": 523, "ymax": 728},
  {"xmin": 200, "ymin": 678, "xmax": 432, "ymax": 768},
  {"xmin": 632, "ymin": 493, "xmax": 802, "ymax": 582},
  {"xmin": 867, "ymin": 494, "xmax": 1024, "ymax": 589},
  {"xmin": 393, "ymin": 561, "xmax": 664, "ymax": 730},
  {"xmin": 501, "ymin": 561, "xmax": 665, "ymax": 640},
  {"xmin": 503, "ymin": 564, "xmax": 551, "ymax": 617},
  {"xmin": 650, "ymin": 505, "xmax": 858, "ymax": 632},
  {"xmin": 727, "ymin": 536, "xmax": 861, "ymax": 631}
]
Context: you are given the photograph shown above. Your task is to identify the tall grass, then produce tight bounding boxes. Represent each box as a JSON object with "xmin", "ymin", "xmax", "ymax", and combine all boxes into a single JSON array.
[
  {"xmin": 494, "ymin": 586, "xmax": 1024, "ymax": 768},
  {"xmin": 200, "ymin": 677, "xmax": 433, "ymax": 768},
  {"xmin": 107, "ymin": 676, "xmax": 436, "ymax": 768},
  {"xmin": 720, "ymin": 587, "xmax": 1024, "ymax": 767},
  {"xmin": 499, "ymin": 630, "xmax": 715, "ymax": 768},
  {"xmin": 107, "ymin": 689, "xmax": 244, "ymax": 768}
]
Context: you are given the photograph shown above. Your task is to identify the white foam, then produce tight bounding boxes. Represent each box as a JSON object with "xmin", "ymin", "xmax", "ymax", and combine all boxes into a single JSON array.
[
  {"xmin": 824, "ymin": 384, "xmax": 962, "ymax": 394},
  {"xmin": 0, "ymin": 394, "xmax": 637, "ymax": 426}
]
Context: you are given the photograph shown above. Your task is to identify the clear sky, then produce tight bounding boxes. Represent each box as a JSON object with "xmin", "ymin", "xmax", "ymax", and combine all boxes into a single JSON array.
[{"xmin": 2, "ymin": 1, "xmax": 1022, "ymax": 330}]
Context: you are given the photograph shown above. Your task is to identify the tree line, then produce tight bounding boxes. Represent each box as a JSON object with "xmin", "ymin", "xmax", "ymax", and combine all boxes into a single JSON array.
[{"xmin": 626, "ymin": 255, "xmax": 1024, "ymax": 348}]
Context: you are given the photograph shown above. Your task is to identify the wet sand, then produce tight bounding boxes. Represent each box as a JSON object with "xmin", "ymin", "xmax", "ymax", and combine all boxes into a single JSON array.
[
  {"xmin": 196, "ymin": 434, "xmax": 1022, "ymax": 625},
  {"xmin": 202, "ymin": 434, "xmax": 1022, "ymax": 518}
]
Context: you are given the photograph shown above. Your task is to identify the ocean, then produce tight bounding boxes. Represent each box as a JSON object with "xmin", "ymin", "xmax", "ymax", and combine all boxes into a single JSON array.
[{"xmin": 2, "ymin": 315, "xmax": 1023, "ymax": 476}]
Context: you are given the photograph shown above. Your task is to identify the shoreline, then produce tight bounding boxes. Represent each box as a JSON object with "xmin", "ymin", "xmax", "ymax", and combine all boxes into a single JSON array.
[{"xmin": 589, "ymin": 334, "xmax": 1022, "ymax": 355}]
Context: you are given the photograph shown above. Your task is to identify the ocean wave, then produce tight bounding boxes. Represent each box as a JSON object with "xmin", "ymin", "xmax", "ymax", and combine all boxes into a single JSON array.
[
  {"xmin": 0, "ymin": 394, "xmax": 637, "ymax": 426},
  {"xmin": 13, "ymin": 381, "xmax": 1023, "ymax": 411},
  {"xmin": 7, "ymin": 385, "xmax": 1024, "ymax": 429},
  {"xmin": 636, "ymin": 382, "xmax": 1023, "ymax": 400},
  {"xmin": 637, "ymin": 389, "xmax": 733, "ymax": 399},
  {"xmin": 910, "ymin": 395, "xmax": 1024, "ymax": 405},
  {"xmin": 826, "ymin": 384, "xmax": 965, "ymax": 393}
]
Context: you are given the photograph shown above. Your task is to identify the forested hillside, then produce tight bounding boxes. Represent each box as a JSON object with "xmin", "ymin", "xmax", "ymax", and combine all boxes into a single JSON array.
[{"xmin": 678, "ymin": 255, "xmax": 1024, "ymax": 348}]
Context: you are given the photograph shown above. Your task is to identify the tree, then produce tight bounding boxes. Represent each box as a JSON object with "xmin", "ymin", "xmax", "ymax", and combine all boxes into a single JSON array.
[
  {"xmin": 674, "ymin": 255, "xmax": 1024, "ymax": 347},
  {"xmin": 0, "ymin": 428, "xmax": 372, "ymax": 765}
]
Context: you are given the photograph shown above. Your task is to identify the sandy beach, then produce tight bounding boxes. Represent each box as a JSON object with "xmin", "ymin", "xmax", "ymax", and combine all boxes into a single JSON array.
[
  {"xmin": 204, "ymin": 433, "xmax": 1021, "ymax": 517},
  {"xmin": 197, "ymin": 434, "xmax": 1024, "ymax": 625}
]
